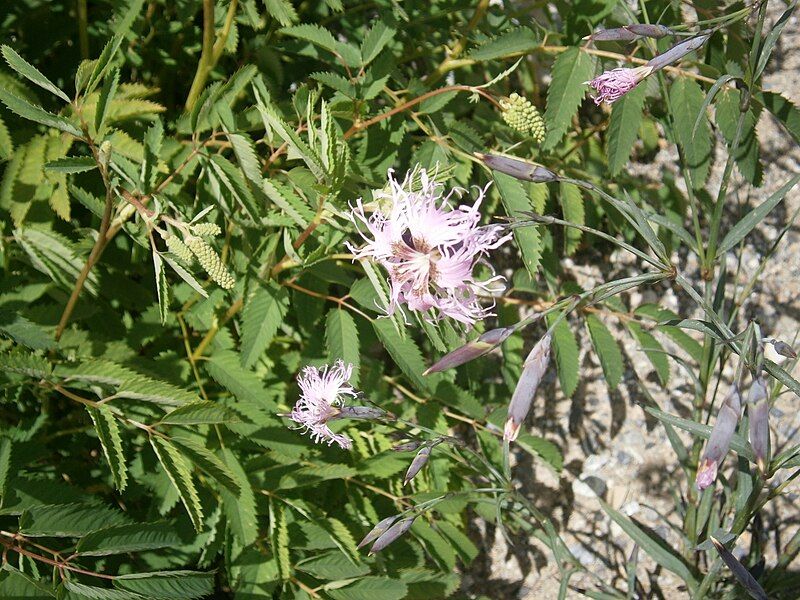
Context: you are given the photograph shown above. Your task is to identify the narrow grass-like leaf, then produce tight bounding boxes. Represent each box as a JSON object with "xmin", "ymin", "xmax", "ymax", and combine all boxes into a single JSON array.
[
  {"xmin": 627, "ymin": 322, "xmax": 669, "ymax": 386},
  {"xmin": 754, "ymin": 1, "xmax": 796, "ymax": 80}
]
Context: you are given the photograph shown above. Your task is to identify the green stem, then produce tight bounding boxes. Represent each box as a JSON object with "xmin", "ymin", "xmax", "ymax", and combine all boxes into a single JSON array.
[
  {"xmin": 424, "ymin": 0, "xmax": 490, "ymax": 87},
  {"xmin": 77, "ymin": 0, "xmax": 89, "ymax": 59}
]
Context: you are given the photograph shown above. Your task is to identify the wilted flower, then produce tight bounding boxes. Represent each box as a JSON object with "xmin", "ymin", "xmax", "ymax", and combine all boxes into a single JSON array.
[
  {"xmin": 369, "ymin": 517, "xmax": 416, "ymax": 554},
  {"xmin": 348, "ymin": 168, "xmax": 510, "ymax": 325},
  {"xmin": 586, "ymin": 66, "xmax": 653, "ymax": 105},
  {"xmin": 403, "ymin": 445, "xmax": 432, "ymax": 486},
  {"xmin": 584, "ymin": 24, "xmax": 673, "ymax": 42},
  {"xmin": 424, "ymin": 326, "xmax": 514, "ymax": 375},
  {"xmin": 696, "ymin": 385, "xmax": 742, "ymax": 490},
  {"xmin": 357, "ymin": 515, "xmax": 398, "ymax": 549},
  {"xmin": 747, "ymin": 378, "xmax": 770, "ymax": 474},
  {"xmin": 288, "ymin": 360, "xmax": 358, "ymax": 449},
  {"xmin": 505, "ymin": 333, "xmax": 552, "ymax": 441},
  {"xmin": 476, "ymin": 153, "xmax": 558, "ymax": 183}
]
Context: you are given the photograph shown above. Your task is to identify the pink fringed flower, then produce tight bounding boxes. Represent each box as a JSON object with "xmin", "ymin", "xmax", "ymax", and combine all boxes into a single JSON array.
[
  {"xmin": 348, "ymin": 168, "xmax": 510, "ymax": 325},
  {"xmin": 290, "ymin": 360, "xmax": 357, "ymax": 449},
  {"xmin": 586, "ymin": 66, "xmax": 653, "ymax": 105}
]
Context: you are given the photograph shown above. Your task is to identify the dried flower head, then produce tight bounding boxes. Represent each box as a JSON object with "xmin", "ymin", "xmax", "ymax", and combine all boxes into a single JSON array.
[
  {"xmin": 289, "ymin": 360, "xmax": 358, "ymax": 449},
  {"xmin": 586, "ymin": 65, "xmax": 653, "ymax": 105},
  {"xmin": 348, "ymin": 168, "xmax": 510, "ymax": 325},
  {"xmin": 500, "ymin": 93, "xmax": 545, "ymax": 142}
]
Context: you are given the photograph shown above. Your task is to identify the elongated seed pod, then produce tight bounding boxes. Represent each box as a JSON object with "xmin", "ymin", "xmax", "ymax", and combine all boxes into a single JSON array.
[
  {"xmin": 403, "ymin": 446, "xmax": 432, "ymax": 486},
  {"xmin": 165, "ymin": 235, "xmax": 194, "ymax": 264},
  {"xmin": 477, "ymin": 153, "xmax": 558, "ymax": 183},
  {"xmin": 369, "ymin": 517, "xmax": 415, "ymax": 554},
  {"xmin": 190, "ymin": 222, "xmax": 222, "ymax": 237},
  {"xmin": 424, "ymin": 326, "xmax": 514, "ymax": 375},
  {"xmin": 185, "ymin": 236, "xmax": 235, "ymax": 289},
  {"xmin": 646, "ymin": 34, "xmax": 710, "ymax": 71},
  {"xmin": 334, "ymin": 405, "xmax": 393, "ymax": 421},
  {"xmin": 357, "ymin": 515, "xmax": 398, "ymax": 549},
  {"xmin": 696, "ymin": 385, "xmax": 742, "ymax": 490},
  {"xmin": 392, "ymin": 441, "xmax": 423, "ymax": 452},
  {"xmin": 505, "ymin": 333, "xmax": 552, "ymax": 441},
  {"xmin": 748, "ymin": 378, "xmax": 770, "ymax": 473}
]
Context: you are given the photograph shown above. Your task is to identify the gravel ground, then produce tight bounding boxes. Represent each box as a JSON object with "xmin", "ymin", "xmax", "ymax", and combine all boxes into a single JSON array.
[{"xmin": 467, "ymin": 5, "xmax": 800, "ymax": 598}]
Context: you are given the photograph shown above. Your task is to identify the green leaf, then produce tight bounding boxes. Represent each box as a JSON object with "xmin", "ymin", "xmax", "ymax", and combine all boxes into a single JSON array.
[
  {"xmin": 113, "ymin": 571, "xmax": 213, "ymax": 600},
  {"xmin": 361, "ymin": 20, "xmax": 395, "ymax": 65},
  {"xmin": 280, "ymin": 24, "xmax": 361, "ymax": 68},
  {"xmin": 152, "ymin": 250, "xmax": 169, "ymax": 325},
  {"xmin": 327, "ymin": 576, "xmax": 408, "ymax": 600},
  {"xmin": 754, "ymin": 1, "xmax": 796, "ymax": 80},
  {"xmin": 373, "ymin": 318, "xmax": 431, "ymax": 393},
  {"xmin": 0, "ymin": 348, "xmax": 52, "ymax": 379},
  {"xmin": 607, "ymin": 84, "xmax": 646, "ymax": 176},
  {"xmin": 755, "ymin": 91, "xmax": 800, "ymax": 144},
  {"xmin": 0, "ymin": 309, "xmax": 53, "ymax": 350},
  {"xmin": 717, "ymin": 174, "xmax": 800, "ymax": 256},
  {"xmin": 142, "ymin": 118, "xmax": 163, "ymax": 191},
  {"xmin": 14, "ymin": 227, "xmax": 98, "ymax": 294},
  {"xmin": 240, "ymin": 282, "xmax": 287, "ymax": 368},
  {"xmin": 43, "ymin": 156, "xmax": 97, "ymax": 173},
  {"xmin": 547, "ymin": 313, "xmax": 580, "ymax": 397},
  {"xmin": 296, "ymin": 550, "xmax": 370, "ymax": 580},
  {"xmin": 62, "ymin": 580, "xmax": 143, "ymax": 599},
  {"xmin": 669, "ymin": 77, "xmax": 712, "ymax": 188},
  {"xmin": 219, "ymin": 447, "xmax": 258, "ymax": 545},
  {"xmin": 599, "ymin": 499, "xmax": 698, "ymax": 591},
  {"xmin": 271, "ymin": 502, "xmax": 291, "ymax": 580},
  {"xmin": 585, "ymin": 314, "xmax": 623, "ymax": 389},
  {"xmin": 627, "ymin": 322, "xmax": 670, "ymax": 386},
  {"xmin": 170, "ymin": 436, "xmax": 241, "ymax": 495},
  {"xmin": 19, "ymin": 503, "xmax": 128, "ymax": 537},
  {"xmin": 86, "ymin": 405, "xmax": 128, "ymax": 491},
  {"xmin": 516, "ymin": 433, "xmax": 563, "ymax": 471},
  {"xmin": 150, "ymin": 437, "xmax": 204, "ymax": 531},
  {"xmin": 543, "ymin": 47, "xmax": 594, "ymax": 149},
  {"xmin": 264, "ymin": 0, "xmax": 298, "ymax": 26},
  {"xmin": 1, "ymin": 46, "xmax": 70, "ymax": 102},
  {"xmin": 0, "ymin": 438, "xmax": 12, "ymax": 506},
  {"xmin": 325, "ymin": 309, "xmax": 360, "ymax": 386},
  {"xmin": 493, "ymin": 172, "xmax": 542, "ymax": 276},
  {"xmin": 205, "ymin": 350, "xmax": 275, "ymax": 409},
  {"xmin": 95, "ymin": 67, "xmax": 120, "ymax": 133},
  {"xmin": 0, "ymin": 88, "xmax": 81, "ymax": 136},
  {"xmin": 85, "ymin": 35, "xmax": 124, "ymax": 96},
  {"xmin": 635, "ymin": 304, "xmax": 703, "ymax": 362},
  {"xmin": 114, "ymin": 376, "xmax": 198, "ymax": 407},
  {"xmin": 160, "ymin": 402, "xmax": 233, "ymax": 426},
  {"xmin": 208, "ymin": 154, "xmax": 260, "ymax": 221},
  {"xmin": 310, "ymin": 71, "xmax": 356, "ymax": 97},
  {"xmin": 77, "ymin": 522, "xmax": 181, "ymax": 556},
  {"xmin": 559, "ymin": 182, "xmax": 584, "ymax": 255},
  {"xmin": 0, "ymin": 568, "xmax": 56, "ymax": 598},
  {"xmin": 714, "ymin": 89, "xmax": 761, "ymax": 186},
  {"xmin": 467, "ymin": 27, "xmax": 538, "ymax": 61}
]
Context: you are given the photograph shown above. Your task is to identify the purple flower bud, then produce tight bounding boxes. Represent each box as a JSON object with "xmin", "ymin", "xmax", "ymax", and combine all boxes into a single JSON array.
[
  {"xmin": 770, "ymin": 339, "xmax": 797, "ymax": 359},
  {"xmin": 403, "ymin": 446, "xmax": 432, "ymax": 486},
  {"xmin": 504, "ymin": 334, "xmax": 552, "ymax": 442},
  {"xmin": 646, "ymin": 34, "xmax": 710, "ymax": 72},
  {"xmin": 424, "ymin": 326, "xmax": 515, "ymax": 375},
  {"xmin": 334, "ymin": 405, "xmax": 394, "ymax": 421},
  {"xmin": 357, "ymin": 515, "xmax": 398, "ymax": 549},
  {"xmin": 747, "ymin": 378, "xmax": 770, "ymax": 474},
  {"xmin": 392, "ymin": 440, "xmax": 423, "ymax": 452},
  {"xmin": 369, "ymin": 517, "xmax": 415, "ymax": 554},
  {"xmin": 584, "ymin": 28, "xmax": 638, "ymax": 42},
  {"xmin": 624, "ymin": 24, "xmax": 673, "ymax": 39},
  {"xmin": 695, "ymin": 385, "xmax": 742, "ymax": 490},
  {"xmin": 477, "ymin": 153, "xmax": 558, "ymax": 183}
]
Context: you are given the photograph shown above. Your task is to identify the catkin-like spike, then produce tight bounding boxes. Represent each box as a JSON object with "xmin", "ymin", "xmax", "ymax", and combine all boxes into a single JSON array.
[
  {"xmin": 500, "ymin": 93, "xmax": 546, "ymax": 143},
  {"xmin": 165, "ymin": 235, "xmax": 194, "ymax": 264},
  {"xmin": 190, "ymin": 222, "xmax": 222, "ymax": 237},
  {"xmin": 185, "ymin": 236, "xmax": 235, "ymax": 289}
]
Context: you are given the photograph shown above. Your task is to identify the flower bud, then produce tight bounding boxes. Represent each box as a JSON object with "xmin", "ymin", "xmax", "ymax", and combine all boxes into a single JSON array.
[
  {"xmin": 185, "ymin": 235, "xmax": 235, "ymax": 289},
  {"xmin": 334, "ymin": 405, "xmax": 394, "ymax": 421},
  {"xmin": 695, "ymin": 385, "xmax": 742, "ymax": 490},
  {"xmin": 369, "ymin": 517, "xmax": 415, "ymax": 554},
  {"xmin": 624, "ymin": 24, "xmax": 673, "ymax": 39},
  {"xmin": 190, "ymin": 222, "xmax": 222, "ymax": 237},
  {"xmin": 424, "ymin": 326, "xmax": 514, "ymax": 375},
  {"xmin": 646, "ymin": 34, "xmax": 710, "ymax": 71},
  {"xmin": 477, "ymin": 153, "xmax": 558, "ymax": 183},
  {"xmin": 504, "ymin": 334, "xmax": 552, "ymax": 441},
  {"xmin": 584, "ymin": 24, "xmax": 672, "ymax": 42},
  {"xmin": 769, "ymin": 339, "xmax": 797, "ymax": 360},
  {"xmin": 747, "ymin": 378, "xmax": 770, "ymax": 474},
  {"xmin": 164, "ymin": 234, "xmax": 194, "ymax": 264},
  {"xmin": 499, "ymin": 93, "xmax": 546, "ymax": 143},
  {"xmin": 403, "ymin": 446, "xmax": 432, "ymax": 486},
  {"xmin": 357, "ymin": 515, "xmax": 398, "ymax": 549},
  {"xmin": 392, "ymin": 441, "xmax": 423, "ymax": 452}
]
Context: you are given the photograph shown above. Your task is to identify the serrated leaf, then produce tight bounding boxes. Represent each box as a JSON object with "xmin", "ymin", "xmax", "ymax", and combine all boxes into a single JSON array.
[
  {"xmin": 95, "ymin": 67, "xmax": 120, "ymax": 133},
  {"xmin": 85, "ymin": 35, "xmax": 123, "ymax": 96},
  {"xmin": 0, "ymin": 309, "xmax": 53, "ymax": 350},
  {"xmin": 547, "ymin": 313, "xmax": 580, "ymax": 397},
  {"xmin": 325, "ymin": 309, "xmax": 360, "ymax": 386},
  {"xmin": 467, "ymin": 26, "xmax": 538, "ymax": 61},
  {"xmin": 715, "ymin": 88, "xmax": 761, "ymax": 185},
  {"xmin": 0, "ymin": 568, "xmax": 56, "ymax": 598},
  {"xmin": 62, "ymin": 580, "xmax": 144, "ymax": 599},
  {"xmin": 585, "ymin": 314, "xmax": 623, "ymax": 389},
  {"xmin": 2, "ymin": 45, "xmax": 70, "ymax": 102},
  {"xmin": 114, "ymin": 376, "xmax": 198, "ymax": 407},
  {"xmin": 607, "ymin": 84, "xmax": 646, "ymax": 176},
  {"xmin": 0, "ymin": 113, "xmax": 13, "ymax": 160},
  {"xmin": 150, "ymin": 436, "xmax": 204, "ymax": 531},
  {"xmin": 516, "ymin": 433, "xmax": 563, "ymax": 471},
  {"xmin": 543, "ymin": 48, "xmax": 594, "ymax": 149},
  {"xmin": 20, "ymin": 503, "xmax": 128, "ymax": 537},
  {"xmin": 310, "ymin": 71, "xmax": 356, "ymax": 97},
  {"xmin": 113, "ymin": 571, "xmax": 213, "ymax": 600},
  {"xmin": 159, "ymin": 402, "xmax": 233, "ymax": 425},
  {"xmin": 264, "ymin": 0, "xmax": 298, "ymax": 27},
  {"xmin": 208, "ymin": 154, "xmax": 260, "ymax": 221},
  {"xmin": 327, "ymin": 577, "xmax": 408, "ymax": 600},
  {"xmin": 240, "ymin": 282, "xmax": 287, "ymax": 368},
  {"xmin": 755, "ymin": 91, "xmax": 800, "ymax": 144},
  {"xmin": 0, "ymin": 438, "xmax": 12, "ymax": 505},
  {"xmin": 493, "ymin": 171, "xmax": 542, "ymax": 276},
  {"xmin": 717, "ymin": 173, "xmax": 800, "ymax": 257},
  {"xmin": 205, "ymin": 350, "xmax": 275, "ymax": 409},
  {"xmin": 296, "ymin": 550, "xmax": 370, "ymax": 580},
  {"xmin": 627, "ymin": 322, "xmax": 670, "ymax": 386},
  {"xmin": 0, "ymin": 348, "xmax": 52, "ymax": 379},
  {"xmin": 43, "ymin": 156, "xmax": 96, "ymax": 173},
  {"xmin": 152, "ymin": 250, "xmax": 169, "ymax": 325},
  {"xmin": 361, "ymin": 20, "xmax": 395, "ymax": 66},
  {"xmin": 219, "ymin": 447, "xmax": 257, "ymax": 545},
  {"xmin": 559, "ymin": 182, "xmax": 584, "ymax": 255},
  {"xmin": 373, "ymin": 318, "xmax": 431, "ymax": 392},
  {"xmin": 142, "ymin": 118, "xmax": 163, "ymax": 191},
  {"xmin": 77, "ymin": 522, "xmax": 181, "ymax": 556},
  {"xmin": 280, "ymin": 24, "xmax": 360, "ymax": 68},
  {"xmin": 87, "ymin": 405, "xmax": 128, "ymax": 491},
  {"xmin": 170, "ymin": 436, "xmax": 240, "ymax": 495},
  {"xmin": 0, "ymin": 89, "xmax": 81, "ymax": 136},
  {"xmin": 271, "ymin": 502, "xmax": 291, "ymax": 580},
  {"xmin": 670, "ymin": 77, "xmax": 712, "ymax": 188}
]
